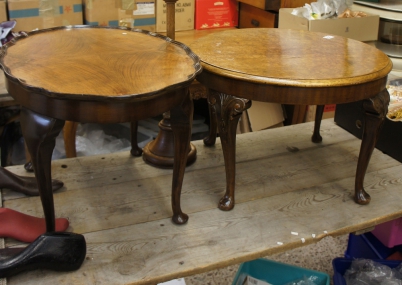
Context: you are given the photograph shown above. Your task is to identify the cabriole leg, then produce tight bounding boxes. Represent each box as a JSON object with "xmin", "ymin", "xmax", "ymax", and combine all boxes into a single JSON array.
[
  {"xmin": 20, "ymin": 108, "xmax": 65, "ymax": 232},
  {"xmin": 170, "ymin": 88, "xmax": 193, "ymax": 224},
  {"xmin": 355, "ymin": 89, "xmax": 389, "ymax": 204},
  {"xmin": 208, "ymin": 89, "xmax": 251, "ymax": 211},
  {"xmin": 312, "ymin": 105, "xmax": 325, "ymax": 143}
]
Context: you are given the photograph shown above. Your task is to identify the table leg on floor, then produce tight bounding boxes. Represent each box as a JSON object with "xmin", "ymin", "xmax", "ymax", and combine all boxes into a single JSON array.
[
  {"xmin": 130, "ymin": 121, "xmax": 143, "ymax": 157},
  {"xmin": 355, "ymin": 89, "xmax": 390, "ymax": 205},
  {"xmin": 64, "ymin": 121, "xmax": 78, "ymax": 158},
  {"xmin": 208, "ymin": 89, "xmax": 251, "ymax": 211},
  {"xmin": 170, "ymin": 88, "xmax": 193, "ymax": 225},
  {"xmin": 312, "ymin": 105, "xmax": 325, "ymax": 143},
  {"xmin": 20, "ymin": 107, "xmax": 65, "ymax": 232},
  {"xmin": 203, "ymin": 90, "xmax": 218, "ymax": 146}
]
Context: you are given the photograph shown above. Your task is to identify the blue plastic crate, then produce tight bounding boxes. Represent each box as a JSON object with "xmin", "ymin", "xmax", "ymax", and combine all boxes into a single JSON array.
[
  {"xmin": 232, "ymin": 258, "xmax": 330, "ymax": 285},
  {"xmin": 332, "ymin": 257, "xmax": 402, "ymax": 285},
  {"xmin": 345, "ymin": 232, "xmax": 397, "ymax": 260}
]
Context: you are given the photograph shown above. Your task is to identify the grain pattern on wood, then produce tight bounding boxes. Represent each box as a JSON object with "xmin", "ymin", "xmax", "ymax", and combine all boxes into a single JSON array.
[
  {"xmin": 1, "ymin": 27, "xmax": 200, "ymax": 99},
  {"xmin": 2, "ymin": 128, "xmax": 398, "ymax": 234},
  {"xmin": 192, "ymin": 29, "xmax": 391, "ymax": 85},
  {"xmin": 2, "ymin": 119, "xmax": 396, "ymax": 202},
  {"xmin": 0, "ymin": 26, "xmax": 201, "ymax": 234},
  {"xmin": 2, "ymin": 120, "xmax": 402, "ymax": 285},
  {"xmin": 192, "ymin": 28, "xmax": 391, "ymax": 211},
  {"xmin": 1, "ymin": 27, "xmax": 202, "ymax": 124},
  {"xmin": 163, "ymin": 28, "xmax": 236, "ymax": 46},
  {"xmin": 191, "ymin": 28, "xmax": 392, "ymax": 105}
]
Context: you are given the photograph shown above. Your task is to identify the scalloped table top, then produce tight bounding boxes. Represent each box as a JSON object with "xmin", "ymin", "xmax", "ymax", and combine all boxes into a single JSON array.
[{"xmin": 0, "ymin": 26, "xmax": 201, "ymax": 100}]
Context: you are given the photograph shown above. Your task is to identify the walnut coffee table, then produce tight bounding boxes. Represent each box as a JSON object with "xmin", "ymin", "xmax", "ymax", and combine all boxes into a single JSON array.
[
  {"xmin": 190, "ymin": 28, "xmax": 393, "ymax": 211},
  {"xmin": 0, "ymin": 26, "xmax": 202, "ymax": 230}
]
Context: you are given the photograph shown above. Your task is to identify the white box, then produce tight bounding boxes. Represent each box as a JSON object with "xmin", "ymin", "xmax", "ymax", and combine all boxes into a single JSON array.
[{"xmin": 278, "ymin": 8, "xmax": 379, "ymax": 42}]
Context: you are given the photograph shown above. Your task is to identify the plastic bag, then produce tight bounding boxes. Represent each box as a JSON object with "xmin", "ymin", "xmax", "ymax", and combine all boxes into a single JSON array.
[
  {"xmin": 344, "ymin": 259, "xmax": 402, "ymax": 285},
  {"xmin": 291, "ymin": 0, "xmax": 350, "ymax": 20},
  {"xmin": 0, "ymin": 20, "xmax": 28, "ymax": 47}
]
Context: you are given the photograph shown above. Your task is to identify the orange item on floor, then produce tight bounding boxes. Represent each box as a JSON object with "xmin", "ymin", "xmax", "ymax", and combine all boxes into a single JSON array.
[{"xmin": 0, "ymin": 208, "xmax": 69, "ymax": 243}]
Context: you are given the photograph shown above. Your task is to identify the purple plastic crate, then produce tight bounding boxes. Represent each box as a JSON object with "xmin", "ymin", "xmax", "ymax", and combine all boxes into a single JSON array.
[
  {"xmin": 372, "ymin": 218, "xmax": 402, "ymax": 248},
  {"xmin": 345, "ymin": 232, "xmax": 396, "ymax": 260}
]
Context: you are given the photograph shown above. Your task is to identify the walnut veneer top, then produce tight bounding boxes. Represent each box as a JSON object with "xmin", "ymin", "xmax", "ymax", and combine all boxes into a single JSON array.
[
  {"xmin": 190, "ymin": 28, "xmax": 393, "ymax": 88},
  {"xmin": 0, "ymin": 26, "xmax": 201, "ymax": 101}
]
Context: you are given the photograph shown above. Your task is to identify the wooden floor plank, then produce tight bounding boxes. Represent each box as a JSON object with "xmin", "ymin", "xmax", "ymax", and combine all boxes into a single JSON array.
[
  {"xmin": 2, "ymin": 120, "xmax": 402, "ymax": 285},
  {"xmin": 2, "ymin": 121, "xmax": 399, "ymax": 234},
  {"xmin": 2, "ymin": 119, "xmax": 356, "ymax": 201}
]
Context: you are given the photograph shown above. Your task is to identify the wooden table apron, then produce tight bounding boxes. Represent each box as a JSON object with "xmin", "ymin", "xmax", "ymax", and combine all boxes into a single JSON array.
[
  {"xmin": 190, "ymin": 28, "xmax": 393, "ymax": 211},
  {"xmin": 0, "ymin": 26, "xmax": 202, "ymax": 231}
]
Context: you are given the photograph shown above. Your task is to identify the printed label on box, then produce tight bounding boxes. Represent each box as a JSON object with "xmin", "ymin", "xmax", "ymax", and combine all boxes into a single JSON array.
[
  {"xmin": 156, "ymin": 0, "xmax": 194, "ymax": 32},
  {"xmin": 134, "ymin": 2, "xmax": 154, "ymax": 15},
  {"xmin": 121, "ymin": 0, "xmax": 135, "ymax": 10},
  {"xmin": 324, "ymin": 104, "xmax": 336, "ymax": 112},
  {"xmin": 195, "ymin": 0, "xmax": 238, "ymax": 29},
  {"xmin": 84, "ymin": 0, "xmax": 155, "ymax": 30}
]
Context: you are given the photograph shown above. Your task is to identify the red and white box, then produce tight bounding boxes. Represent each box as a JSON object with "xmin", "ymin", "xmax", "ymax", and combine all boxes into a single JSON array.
[{"xmin": 195, "ymin": 0, "xmax": 238, "ymax": 30}]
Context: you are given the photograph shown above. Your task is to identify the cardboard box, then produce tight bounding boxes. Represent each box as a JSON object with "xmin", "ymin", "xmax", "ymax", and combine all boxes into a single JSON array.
[
  {"xmin": 278, "ymin": 8, "xmax": 379, "ymax": 42},
  {"xmin": 0, "ymin": 0, "xmax": 7, "ymax": 23},
  {"xmin": 237, "ymin": 0, "xmax": 313, "ymax": 12},
  {"xmin": 84, "ymin": 0, "xmax": 156, "ymax": 31},
  {"xmin": 195, "ymin": 0, "xmax": 238, "ymax": 30},
  {"xmin": 156, "ymin": 0, "xmax": 194, "ymax": 32},
  {"xmin": 247, "ymin": 101, "xmax": 284, "ymax": 131},
  {"xmin": 8, "ymin": 0, "xmax": 83, "ymax": 32},
  {"xmin": 232, "ymin": 102, "xmax": 284, "ymax": 134}
]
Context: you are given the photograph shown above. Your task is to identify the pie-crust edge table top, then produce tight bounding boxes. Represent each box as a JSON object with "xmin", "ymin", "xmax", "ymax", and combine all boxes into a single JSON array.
[
  {"xmin": 2, "ymin": 26, "xmax": 200, "ymax": 100},
  {"xmin": 0, "ymin": 25, "xmax": 202, "ymax": 127}
]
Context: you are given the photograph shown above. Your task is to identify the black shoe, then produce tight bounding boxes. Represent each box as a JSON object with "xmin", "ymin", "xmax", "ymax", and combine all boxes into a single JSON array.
[
  {"xmin": 0, "ymin": 248, "xmax": 24, "ymax": 261},
  {"xmin": 0, "ymin": 232, "xmax": 86, "ymax": 278}
]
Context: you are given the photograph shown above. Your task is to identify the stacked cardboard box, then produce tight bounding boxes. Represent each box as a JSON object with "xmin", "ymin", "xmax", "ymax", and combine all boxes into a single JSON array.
[
  {"xmin": 0, "ymin": 0, "xmax": 7, "ymax": 22},
  {"xmin": 83, "ymin": 0, "xmax": 156, "ymax": 31},
  {"xmin": 156, "ymin": 0, "xmax": 195, "ymax": 32},
  {"xmin": 8, "ymin": 0, "xmax": 83, "ymax": 32}
]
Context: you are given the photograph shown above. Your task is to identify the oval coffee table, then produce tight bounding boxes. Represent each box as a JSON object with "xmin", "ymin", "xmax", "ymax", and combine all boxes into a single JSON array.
[
  {"xmin": 0, "ymin": 26, "xmax": 202, "ymax": 230},
  {"xmin": 190, "ymin": 28, "xmax": 393, "ymax": 211}
]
